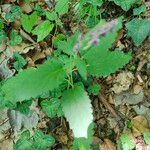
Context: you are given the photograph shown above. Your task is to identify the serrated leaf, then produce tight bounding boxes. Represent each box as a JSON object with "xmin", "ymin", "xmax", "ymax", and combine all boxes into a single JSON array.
[
  {"xmin": 21, "ymin": 11, "xmax": 39, "ymax": 33},
  {"xmin": 55, "ymin": 0, "xmax": 69, "ymax": 15},
  {"xmin": 32, "ymin": 130, "xmax": 55, "ymax": 149},
  {"xmin": 0, "ymin": 30, "xmax": 7, "ymax": 45},
  {"xmin": 13, "ymin": 53, "xmax": 27, "ymax": 71},
  {"xmin": 9, "ymin": 30, "xmax": 22, "ymax": 46},
  {"xmin": 84, "ymin": 49, "xmax": 131, "ymax": 77},
  {"xmin": 13, "ymin": 130, "xmax": 32, "ymax": 150},
  {"xmin": 76, "ymin": 58, "xmax": 87, "ymax": 80},
  {"xmin": 2, "ymin": 59, "xmax": 66, "ymax": 103},
  {"xmin": 41, "ymin": 98, "xmax": 63, "ymax": 118},
  {"xmin": 56, "ymin": 32, "xmax": 79, "ymax": 56},
  {"xmin": 32, "ymin": 20, "xmax": 54, "ymax": 42},
  {"xmin": 15, "ymin": 100, "xmax": 32, "ymax": 115},
  {"xmin": 126, "ymin": 18, "xmax": 150, "ymax": 46},
  {"xmin": 109, "ymin": 0, "xmax": 141, "ymax": 11},
  {"xmin": 88, "ymin": 84, "xmax": 101, "ymax": 95},
  {"xmin": 61, "ymin": 84, "xmax": 93, "ymax": 138},
  {"xmin": 133, "ymin": 5, "xmax": 147, "ymax": 15}
]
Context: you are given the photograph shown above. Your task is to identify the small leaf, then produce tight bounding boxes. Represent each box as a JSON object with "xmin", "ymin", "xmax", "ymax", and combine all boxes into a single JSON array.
[
  {"xmin": 109, "ymin": 0, "xmax": 141, "ymax": 11},
  {"xmin": 21, "ymin": 11, "xmax": 39, "ymax": 33},
  {"xmin": 88, "ymin": 84, "xmax": 101, "ymax": 95},
  {"xmin": 0, "ymin": 30, "xmax": 7, "ymax": 45},
  {"xmin": 32, "ymin": 20, "xmax": 54, "ymax": 42},
  {"xmin": 41, "ymin": 98, "xmax": 63, "ymax": 118},
  {"xmin": 55, "ymin": 0, "xmax": 69, "ymax": 15},
  {"xmin": 126, "ymin": 18, "xmax": 150, "ymax": 46},
  {"xmin": 13, "ymin": 53, "xmax": 27, "ymax": 71},
  {"xmin": 143, "ymin": 132, "xmax": 150, "ymax": 146},
  {"xmin": 13, "ymin": 130, "xmax": 32, "ymax": 150},
  {"xmin": 32, "ymin": 130, "xmax": 55, "ymax": 149},
  {"xmin": 15, "ymin": 100, "xmax": 32, "ymax": 115},
  {"xmin": 133, "ymin": 5, "xmax": 147, "ymax": 15},
  {"xmin": 118, "ymin": 134, "xmax": 135, "ymax": 150},
  {"xmin": 9, "ymin": 30, "xmax": 22, "ymax": 46},
  {"xmin": 46, "ymin": 11, "xmax": 58, "ymax": 21},
  {"xmin": 61, "ymin": 84, "xmax": 93, "ymax": 138}
]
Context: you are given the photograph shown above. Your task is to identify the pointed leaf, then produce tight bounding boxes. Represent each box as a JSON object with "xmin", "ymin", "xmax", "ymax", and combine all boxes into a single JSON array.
[
  {"xmin": 2, "ymin": 59, "xmax": 66, "ymax": 103},
  {"xmin": 32, "ymin": 20, "xmax": 54, "ymax": 42},
  {"xmin": 61, "ymin": 84, "xmax": 93, "ymax": 138}
]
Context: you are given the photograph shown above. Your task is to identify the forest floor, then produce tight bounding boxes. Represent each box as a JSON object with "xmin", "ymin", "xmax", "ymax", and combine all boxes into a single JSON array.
[{"xmin": 0, "ymin": 0, "xmax": 150, "ymax": 150}]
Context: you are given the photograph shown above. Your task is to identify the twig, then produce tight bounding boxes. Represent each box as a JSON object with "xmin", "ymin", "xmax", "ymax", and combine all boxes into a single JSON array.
[{"xmin": 98, "ymin": 93, "xmax": 125, "ymax": 129}]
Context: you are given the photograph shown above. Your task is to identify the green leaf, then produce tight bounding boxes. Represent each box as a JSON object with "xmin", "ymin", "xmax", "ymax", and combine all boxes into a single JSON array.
[
  {"xmin": 55, "ymin": 0, "xmax": 69, "ymax": 15},
  {"xmin": 133, "ymin": 5, "xmax": 147, "ymax": 15},
  {"xmin": 80, "ymin": 19, "xmax": 131, "ymax": 77},
  {"xmin": 15, "ymin": 100, "xmax": 32, "ymax": 115},
  {"xmin": 0, "ymin": 19, "xmax": 4, "ymax": 30},
  {"xmin": 9, "ymin": 30, "xmax": 22, "ymax": 46},
  {"xmin": 71, "ymin": 123, "xmax": 94, "ymax": 150},
  {"xmin": 88, "ymin": 84, "xmax": 101, "ymax": 95},
  {"xmin": 41, "ymin": 98, "xmax": 63, "ymax": 118},
  {"xmin": 126, "ymin": 18, "xmax": 150, "ymax": 46},
  {"xmin": 143, "ymin": 132, "xmax": 150, "ymax": 146},
  {"xmin": 5, "ymin": 5, "xmax": 22, "ymax": 22},
  {"xmin": 46, "ymin": 11, "xmax": 58, "ymax": 21},
  {"xmin": 13, "ymin": 53, "xmax": 27, "ymax": 71},
  {"xmin": 0, "ymin": 30, "xmax": 7, "ymax": 45},
  {"xmin": 32, "ymin": 130, "xmax": 55, "ymax": 150},
  {"xmin": 13, "ymin": 130, "xmax": 32, "ymax": 150},
  {"xmin": 2, "ymin": 59, "xmax": 66, "ymax": 104},
  {"xmin": 109, "ymin": 0, "xmax": 141, "ymax": 11},
  {"xmin": 118, "ymin": 134, "xmax": 135, "ymax": 150},
  {"xmin": 21, "ymin": 11, "xmax": 39, "ymax": 33},
  {"xmin": 56, "ymin": 32, "xmax": 79, "ymax": 56},
  {"xmin": 32, "ymin": 20, "xmax": 54, "ymax": 42},
  {"xmin": 84, "ymin": 49, "xmax": 131, "ymax": 77},
  {"xmin": 76, "ymin": 58, "xmax": 87, "ymax": 80},
  {"xmin": 61, "ymin": 84, "xmax": 93, "ymax": 138}
]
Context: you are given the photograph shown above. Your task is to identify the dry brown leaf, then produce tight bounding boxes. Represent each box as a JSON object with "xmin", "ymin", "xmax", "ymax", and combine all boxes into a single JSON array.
[
  {"xmin": 8, "ymin": 43, "xmax": 34, "ymax": 54},
  {"xmin": 100, "ymin": 139, "xmax": 116, "ymax": 150},
  {"xmin": 111, "ymin": 71, "xmax": 134, "ymax": 94},
  {"xmin": 132, "ymin": 116, "xmax": 150, "ymax": 137}
]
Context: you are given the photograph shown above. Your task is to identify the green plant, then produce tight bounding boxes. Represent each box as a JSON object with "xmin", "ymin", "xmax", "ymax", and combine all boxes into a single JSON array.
[
  {"xmin": 13, "ymin": 130, "xmax": 55, "ymax": 150},
  {"xmin": 126, "ymin": 18, "xmax": 150, "ymax": 46},
  {"xmin": 109, "ymin": 0, "xmax": 141, "ymax": 11},
  {"xmin": 75, "ymin": 0, "xmax": 103, "ymax": 27},
  {"xmin": 0, "ymin": 18, "xmax": 131, "ymax": 148}
]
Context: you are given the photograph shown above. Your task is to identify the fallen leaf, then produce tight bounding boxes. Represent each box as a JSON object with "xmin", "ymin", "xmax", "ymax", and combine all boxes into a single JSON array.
[
  {"xmin": 131, "ymin": 116, "xmax": 150, "ymax": 137},
  {"xmin": 100, "ymin": 139, "xmax": 116, "ymax": 150}
]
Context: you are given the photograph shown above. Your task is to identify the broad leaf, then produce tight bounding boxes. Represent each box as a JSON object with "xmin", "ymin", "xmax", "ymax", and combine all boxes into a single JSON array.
[
  {"xmin": 32, "ymin": 130, "xmax": 55, "ymax": 149},
  {"xmin": 32, "ymin": 20, "xmax": 54, "ymax": 42},
  {"xmin": 9, "ymin": 30, "xmax": 22, "ymax": 46},
  {"xmin": 80, "ymin": 19, "xmax": 131, "ymax": 77},
  {"xmin": 13, "ymin": 130, "xmax": 32, "ymax": 150},
  {"xmin": 143, "ymin": 132, "xmax": 150, "ymax": 146},
  {"xmin": 126, "ymin": 18, "xmax": 150, "ymax": 46},
  {"xmin": 21, "ymin": 12, "xmax": 39, "ymax": 33},
  {"xmin": 61, "ymin": 84, "xmax": 93, "ymax": 138},
  {"xmin": 55, "ymin": 0, "xmax": 69, "ymax": 15},
  {"xmin": 2, "ymin": 59, "xmax": 66, "ymax": 103},
  {"xmin": 41, "ymin": 98, "xmax": 63, "ymax": 118},
  {"xmin": 84, "ymin": 49, "xmax": 131, "ymax": 77},
  {"xmin": 109, "ymin": 0, "xmax": 141, "ymax": 11}
]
